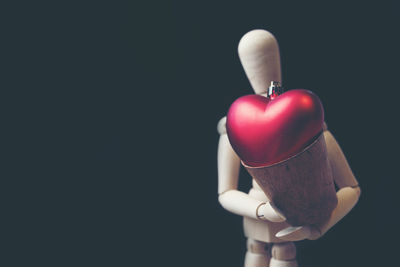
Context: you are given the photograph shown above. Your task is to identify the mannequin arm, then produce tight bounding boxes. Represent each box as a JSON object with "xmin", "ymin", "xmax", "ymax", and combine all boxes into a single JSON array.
[
  {"xmin": 217, "ymin": 117, "xmax": 284, "ymax": 222},
  {"xmin": 316, "ymin": 130, "xmax": 361, "ymax": 236},
  {"xmin": 316, "ymin": 186, "xmax": 360, "ymax": 237},
  {"xmin": 277, "ymin": 129, "xmax": 361, "ymax": 241}
]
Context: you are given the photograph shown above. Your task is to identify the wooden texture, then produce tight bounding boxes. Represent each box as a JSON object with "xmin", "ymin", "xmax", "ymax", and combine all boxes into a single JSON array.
[
  {"xmin": 238, "ymin": 29, "xmax": 281, "ymax": 94},
  {"xmin": 243, "ymin": 133, "xmax": 338, "ymax": 226}
]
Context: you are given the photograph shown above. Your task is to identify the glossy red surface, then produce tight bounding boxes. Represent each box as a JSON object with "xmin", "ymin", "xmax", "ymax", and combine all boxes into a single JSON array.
[{"xmin": 226, "ymin": 89, "xmax": 324, "ymax": 167}]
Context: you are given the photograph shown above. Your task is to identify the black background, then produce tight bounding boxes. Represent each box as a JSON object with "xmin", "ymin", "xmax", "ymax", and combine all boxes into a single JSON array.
[{"xmin": 4, "ymin": 0, "xmax": 399, "ymax": 266}]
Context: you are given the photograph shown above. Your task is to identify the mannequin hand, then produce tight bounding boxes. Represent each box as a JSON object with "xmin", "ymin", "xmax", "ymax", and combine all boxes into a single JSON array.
[
  {"xmin": 257, "ymin": 202, "xmax": 286, "ymax": 222},
  {"xmin": 275, "ymin": 225, "xmax": 321, "ymax": 241}
]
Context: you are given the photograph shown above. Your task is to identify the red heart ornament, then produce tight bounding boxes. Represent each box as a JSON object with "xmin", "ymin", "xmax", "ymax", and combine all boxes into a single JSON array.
[{"xmin": 226, "ymin": 89, "xmax": 324, "ymax": 167}]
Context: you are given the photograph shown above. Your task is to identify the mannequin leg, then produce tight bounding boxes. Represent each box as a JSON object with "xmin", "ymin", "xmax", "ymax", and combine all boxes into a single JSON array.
[
  {"xmin": 244, "ymin": 238, "xmax": 271, "ymax": 267},
  {"xmin": 270, "ymin": 242, "xmax": 297, "ymax": 267}
]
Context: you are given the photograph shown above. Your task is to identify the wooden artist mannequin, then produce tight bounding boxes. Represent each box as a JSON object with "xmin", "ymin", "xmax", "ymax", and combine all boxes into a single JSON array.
[{"xmin": 217, "ymin": 29, "xmax": 361, "ymax": 267}]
